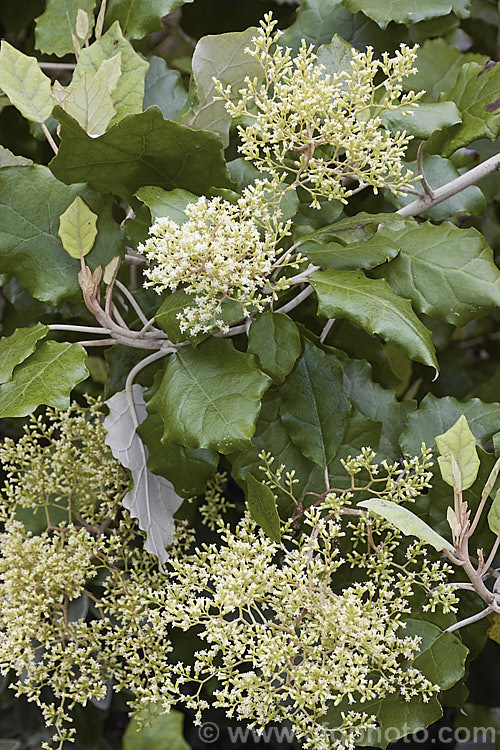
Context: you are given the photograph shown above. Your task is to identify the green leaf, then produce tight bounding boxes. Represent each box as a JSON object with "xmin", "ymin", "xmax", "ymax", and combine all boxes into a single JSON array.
[
  {"xmin": 342, "ymin": 358, "xmax": 416, "ymax": 458},
  {"xmin": 386, "ymin": 154, "xmax": 486, "ymax": 219},
  {"xmin": 400, "ymin": 394, "xmax": 500, "ymax": 455},
  {"xmin": 300, "ymin": 211, "xmax": 409, "ymax": 245},
  {"xmin": 375, "ymin": 223, "xmax": 500, "ymax": 325},
  {"xmin": 341, "ymin": 0, "xmax": 470, "ymax": 29},
  {"xmin": 183, "ymin": 28, "xmax": 262, "ymax": 147},
  {"xmin": 0, "ymin": 164, "xmax": 123, "ymax": 304},
  {"xmin": 247, "ymin": 313, "xmax": 302, "ymax": 385},
  {"xmin": 407, "ymin": 619, "xmax": 469, "ymax": 688},
  {"xmin": 0, "ymin": 41, "xmax": 52, "ymax": 122},
  {"xmin": 0, "ymin": 324, "xmax": 48, "ymax": 384},
  {"xmin": 380, "ymin": 101, "xmax": 462, "ymax": 139},
  {"xmin": 488, "ymin": 488, "xmax": 500, "ymax": 536},
  {"xmin": 0, "ymin": 146, "xmax": 33, "ymax": 168},
  {"xmin": 300, "ymin": 232, "xmax": 401, "ymax": 271},
  {"xmin": 61, "ymin": 71, "xmax": 116, "ymax": 137},
  {"xmin": 35, "ymin": 0, "xmax": 96, "ymax": 57},
  {"xmin": 69, "ymin": 22, "xmax": 148, "ymax": 125},
  {"xmin": 143, "ymin": 57, "xmax": 188, "ymax": 121},
  {"xmin": 137, "ymin": 414, "xmax": 218, "ymax": 499},
  {"xmin": 105, "ymin": 0, "xmax": 194, "ymax": 39},
  {"xmin": 311, "ymin": 270, "xmax": 438, "ymax": 371},
  {"xmin": 327, "ymin": 407, "xmax": 382, "ymax": 488},
  {"xmin": 123, "ymin": 708, "xmax": 190, "ymax": 750},
  {"xmin": 281, "ymin": 0, "xmax": 360, "ymax": 50},
  {"xmin": 154, "ymin": 290, "xmax": 205, "ymax": 345},
  {"xmin": 246, "ymin": 473, "xmax": 281, "ymax": 542},
  {"xmin": 147, "ymin": 338, "xmax": 271, "ymax": 454},
  {"xmin": 230, "ymin": 389, "xmax": 324, "ymax": 516},
  {"xmin": 135, "ymin": 186, "xmax": 197, "ymax": 224},
  {"xmin": 50, "ymin": 107, "xmax": 232, "ymax": 202},
  {"xmin": 435, "ymin": 415, "xmax": 480, "ymax": 491},
  {"xmin": 58, "ymin": 195, "xmax": 98, "ymax": 259},
  {"xmin": 404, "ymin": 38, "xmax": 487, "ymax": 102},
  {"xmin": 278, "ymin": 341, "xmax": 349, "ymax": 468},
  {"xmin": 0, "ymin": 341, "xmax": 88, "ymax": 417},
  {"xmin": 358, "ymin": 497, "xmax": 455, "ymax": 552},
  {"xmin": 316, "ymin": 35, "xmax": 354, "ymax": 76},
  {"xmin": 427, "ymin": 61, "xmax": 500, "ymax": 157}
]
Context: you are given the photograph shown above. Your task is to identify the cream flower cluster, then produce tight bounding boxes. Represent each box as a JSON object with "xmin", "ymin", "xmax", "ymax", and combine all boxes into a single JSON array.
[
  {"xmin": 216, "ymin": 14, "xmax": 422, "ymax": 206},
  {"xmin": 0, "ymin": 404, "xmax": 171, "ymax": 750},
  {"xmin": 138, "ymin": 184, "xmax": 294, "ymax": 335},
  {"xmin": 158, "ymin": 508, "xmax": 449, "ymax": 750},
  {"xmin": 0, "ymin": 404, "xmax": 459, "ymax": 749}
]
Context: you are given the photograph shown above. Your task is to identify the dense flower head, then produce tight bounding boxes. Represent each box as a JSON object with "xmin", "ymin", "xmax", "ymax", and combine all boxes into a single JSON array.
[
  {"xmin": 159, "ymin": 506, "xmax": 452, "ymax": 750},
  {"xmin": 215, "ymin": 13, "xmax": 422, "ymax": 207},
  {"xmin": 137, "ymin": 183, "xmax": 296, "ymax": 335}
]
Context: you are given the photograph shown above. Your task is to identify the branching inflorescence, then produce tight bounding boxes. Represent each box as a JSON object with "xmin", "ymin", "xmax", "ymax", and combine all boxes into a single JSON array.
[
  {"xmin": 0, "ymin": 408, "xmax": 459, "ymax": 749},
  {"xmin": 137, "ymin": 14, "xmax": 421, "ymax": 337},
  {"xmin": 215, "ymin": 13, "xmax": 422, "ymax": 207}
]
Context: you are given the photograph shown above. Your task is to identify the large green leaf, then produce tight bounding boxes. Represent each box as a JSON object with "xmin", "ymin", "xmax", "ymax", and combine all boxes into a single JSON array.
[
  {"xmin": 327, "ymin": 407, "xmax": 382, "ymax": 489},
  {"xmin": 0, "ymin": 42, "xmax": 52, "ymax": 123},
  {"xmin": 300, "ymin": 233, "xmax": 401, "ymax": 271},
  {"xmin": 311, "ymin": 270, "xmax": 438, "ymax": 371},
  {"xmin": 0, "ymin": 324, "xmax": 48, "ymax": 384},
  {"xmin": 246, "ymin": 474, "xmax": 281, "ymax": 542},
  {"xmin": 35, "ymin": 0, "xmax": 96, "ymax": 57},
  {"xmin": 407, "ymin": 619, "xmax": 469, "ymax": 689},
  {"xmin": 61, "ymin": 72, "xmax": 116, "ymax": 137},
  {"xmin": 0, "ymin": 341, "xmax": 88, "ymax": 417},
  {"xmin": 123, "ymin": 708, "xmax": 190, "ymax": 750},
  {"xmin": 147, "ymin": 339, "xmax": 271, "ymax": 454},
  {"xmin": 297, "ymin": 211, "xmax": 409, "ymax": 246},
  {"xmin": 436, "ymin": 415, "xmax": 480, "ymax": 491},
  {"xmin": 341, "ymin": 0, "xmax": 470, "ymax": 29},
  {"xmin": 137, "ymin": 413, "xmax": 218, "ymax": 499},
  {"xmin": 247, "ymin": 313, "xmax": 302, "ymax": 385},
  {"xmin": 280, "ymin": 0, "xmax": 369, "ymax": 51},
  {"xmin": 358, "ymin": 497, "xmax": 455, "ymax": 552},
  {"xmin": 135, "ymin": 186, "xmax": 197, "ymax": 224},
  {"xmin": 278, "ymin": 342, "xmax": 349, "ymax": 468},
  {"xmin": 50, "ymin": 107, "xmax": 232, "ymax": 202},
  {"xmin": 380, "ymin": 102, "xmax": 461, "ymax": 139},
  {"xmin": 400, "ymin": 394, "xmax": 500, "ymax": 455},
  {"xmin": 183, "ymin": 28, "xmax": 262, "ymax": 147},
  {"xmin": 316, "ymin": 35, "xmax": 355, "ymax": 76},
  {"xmin": 342, "ymin": 358, "xmax": 416, "ymax": 458},
  {"xmin": 386, "ymin": 154, "xmax": 486, "ymax": 219},
  {"xmin": 427, "ymin": 61, "xmax": 500, "ymax": 157},
  {"xmin": 69, "ymin": 22, "xmax": 148, "ymax": 125},
  {"xmin": 0, "ymin": 164, "xmax": 123, "ymax": 304},
  {"xmin": 375, "ymin": 223, "xmax": 500, "ymax": 325},
  {"xmin": 405, "ymin": 39, "xmax": 487, "ymax": 102},
  {"xmin": 143, "ymin": 57, "xmax": 188, "ymax": 121},
  {"xmin": 0, "ymin": 147, "xmax": 33, "ymax": 168},
  {"xmin": 230, "ymin": 389, "xmax": 324, "ymax": 516},
  {"xmin": 105, "ymin": 0, "xmax": 194, "ymax": 39}
]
